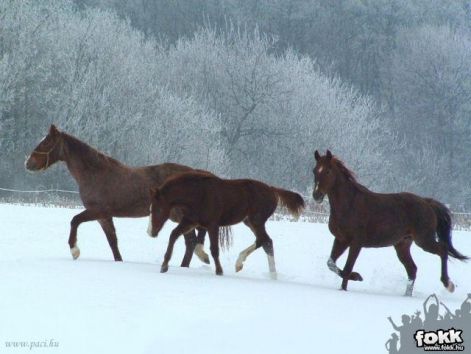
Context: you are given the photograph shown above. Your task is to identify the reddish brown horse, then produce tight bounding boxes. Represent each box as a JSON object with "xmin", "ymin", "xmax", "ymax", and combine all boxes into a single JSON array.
[
  {"xmin": 148, "ymin": 172, "xmax": 305, "ymax": 278},
  {"xmin": 25, "ymin": 124, "xmax": 211, "ymax": 265},
  {"xmin": 312, "ymin": 150, "xmax": 468, "ymax": 296}
]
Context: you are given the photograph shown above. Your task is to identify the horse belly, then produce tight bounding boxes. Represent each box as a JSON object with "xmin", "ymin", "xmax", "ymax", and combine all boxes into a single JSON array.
[
  {"xmin": 219, "ymin": 211, "xmax": 246, "ymax": 226},
  {"xmin": 215, "ymin": 186, "xmax": 250, "ymax": 226},
  {"xmin": 364, "ymin": 225, "xmax": 411, "ymax": 248},
  {"xmin": 82, "ymin": 190, "xmax": 149, "ymax": 218}
]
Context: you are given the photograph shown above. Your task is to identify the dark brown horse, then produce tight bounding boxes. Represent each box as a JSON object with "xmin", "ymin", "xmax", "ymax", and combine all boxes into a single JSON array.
[
  {"xmin": 312, "ymin": 150, "xmax": 468, "ymax": 296},
  {"xmin": 25, "ymin": 124, "xmax": 211, "ymax": 265},
  {"xmin": 148, "ymin": 172, "xmax": 305, "ymax": 278}
]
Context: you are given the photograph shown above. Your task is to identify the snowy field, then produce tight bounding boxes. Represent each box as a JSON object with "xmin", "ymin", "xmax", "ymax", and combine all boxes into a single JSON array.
[{"xmin": 0, "ymin": 204, "xmax": 470, "ymax": 354}]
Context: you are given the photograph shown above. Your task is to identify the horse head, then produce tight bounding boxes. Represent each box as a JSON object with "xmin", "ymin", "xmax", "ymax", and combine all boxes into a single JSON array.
[
  {"xmin": 147, "ymin": 187, "xmax": 171, "ymax": 237},
  {"xmin": 25, "ymin": 124, "xmax": 63, "ymax": 172},
  {"xmin": 312, "ymin": 149, "xmax": 336, "ymax": 203}
]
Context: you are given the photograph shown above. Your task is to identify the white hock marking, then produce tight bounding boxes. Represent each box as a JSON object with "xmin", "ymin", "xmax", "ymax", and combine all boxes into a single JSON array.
[
  {"xmin": 71, "ymin": 245, "xmax": 80, "ymax": 260},
  {"xmin": 147, "ymin": 215, "xmax": 154, "ymax": 237},
  {"xmin": 235, "ymin": 254, "xmax": 244, "ymax": 272},
  {"xmin": 327, "ymin": 257, "xmax": 341, "ymax": 275},
  {"xmin": 267, "ymin": 254, "xmax": 277, "ymax": 274},
  {"xmin": 404, "ymin": 279, "xmax": 415, "ymax": 297},
  {"xmin": 194, "ymin": 244, "xmax": 209, "ymax": 262},
  {"xmin": 235, "ymin": 243, "xmax": 257, "ymax": 272}
]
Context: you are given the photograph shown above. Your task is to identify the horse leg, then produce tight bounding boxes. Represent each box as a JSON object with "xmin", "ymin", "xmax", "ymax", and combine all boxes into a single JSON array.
[
  {"xmin": 262, "ymin": 238, "xmax": 277, "ymax": 279},
  {"xmin": 180, "ymin": 230, "xmax": 197, "ymax": 268},
  {"xmin": 328, "ymin": 238, "xmax": 363, "ymax": 281},
  {"xmin": 235, "ymin": 219, "xmax": 259, "ymax": 272},
  {"xmin": 394, "ymin": 238, "xmax": 417, "ymax": 296},
  {"xmin": 68, "ymin": 209, "xmax": 101, "ymax": 260},
  {"xmin": 255, "ymin": 224, "xmax": 277, "ymax": 279},
  {"xmin": 235, "ymin": 243, "xmax": 257, "ymax": 272},
  {"xmin": 340, "ymin": 243, "xmax": 362, "ymax": 291},
  {"xmin": 161, "ymin": 220, "xmax": 194, "ymax": 273},
  {"xmin": 208, "ymin": 226, "xmax": 223, "ymax": 275},
  {"xmin": 98, "ymin": 218, "xmax": 122, "ymax": 262},
  {"xmin": 194, "ymin": 227, "xmax": 210, "ymax": 264},
  {"xmin": 415, "ymin": 234, "xmax": 454, "ymax": 292}
]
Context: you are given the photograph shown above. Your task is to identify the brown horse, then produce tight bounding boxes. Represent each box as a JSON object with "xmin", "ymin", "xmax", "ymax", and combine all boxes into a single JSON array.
[
  {"xmin": 147, "ymin": 172, "xmax": 305, "ymax": 278},
  {"xmin": 25, "ymin": 124, "xmax": 211, "ymax": 265},
  {"xmin": 312, "ymin": 150, "xmax": 468, "ymax": 296}
]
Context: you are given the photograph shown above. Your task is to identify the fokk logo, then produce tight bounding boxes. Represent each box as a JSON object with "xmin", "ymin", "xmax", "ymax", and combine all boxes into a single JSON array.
[
  {"xmin": 385, "ymin": 294, "xmax": 470, "ymax": 353},
  {"xmin": 415, "ymin": 328, "xmax": 464, "ymax": 351}
]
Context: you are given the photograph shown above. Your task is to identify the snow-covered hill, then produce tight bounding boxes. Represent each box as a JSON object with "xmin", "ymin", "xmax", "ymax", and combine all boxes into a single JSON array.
[{"xmin": 1, "ymin": 204, "xmax": 469, "ymax": 354}]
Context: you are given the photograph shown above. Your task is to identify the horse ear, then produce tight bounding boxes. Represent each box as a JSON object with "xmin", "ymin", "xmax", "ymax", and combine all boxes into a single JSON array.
[
  {"xmin": 314, "ymin": 150, "xmax": 321, "ymax": 161},
  {"xmin": 326, "ymin": 150, "xmax": 333, "ymax": 160},
  {"xmin": 49, "ymin": 124, "xmax": 59, "ymax": 136}
]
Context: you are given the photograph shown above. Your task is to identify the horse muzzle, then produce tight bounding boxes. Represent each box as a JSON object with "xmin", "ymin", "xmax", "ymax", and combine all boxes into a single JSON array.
[
  {"xmin": 147, "ymin": 223, "xmax": 159, "ymax": 238},
  {"xmin": 147, "ymin": 214, "xmax": 161, "ymax": 238},
  {"xmin": 24, "ymin": 156, "xmax": 42, "ymax": 173},
  {"xmin": 312, "ymin": 188, "xmax": 325, "ymax": 204}
]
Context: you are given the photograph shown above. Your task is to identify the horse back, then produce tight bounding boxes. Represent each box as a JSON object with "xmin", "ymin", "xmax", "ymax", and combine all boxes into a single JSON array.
[
  {"xmin": 163, "ymin": 174, "xmax": 273, "ymax": 227},
  {"xmin": 331, "ymin": 190, "xmax": 437, "ymax": 247},
  {"xmin": 82, "ymin": 163, "xmax": 200, "ymax": 217},
  {"xmin": 215, "ymin": 179, "xmax": 278, "ymax": 224},
  {"xmin": 367, "ymin": 192, "xmax": 436, "ymax": 246}
]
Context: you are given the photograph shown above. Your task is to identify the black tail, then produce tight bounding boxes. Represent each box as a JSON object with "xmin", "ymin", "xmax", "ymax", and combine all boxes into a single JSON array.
[
  {"xmin": 272, "ymin": 187, "xmax": 305, "ymax": 219},
  {"xmin": 426, "ymin": 198, "xmax": 468, "ymax": 261}
]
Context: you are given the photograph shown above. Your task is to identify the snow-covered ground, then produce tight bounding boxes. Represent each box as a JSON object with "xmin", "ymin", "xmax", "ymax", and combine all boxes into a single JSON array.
[{"xmin": 0, "ymin": 204, "xmax": 469, "ymax": 354}]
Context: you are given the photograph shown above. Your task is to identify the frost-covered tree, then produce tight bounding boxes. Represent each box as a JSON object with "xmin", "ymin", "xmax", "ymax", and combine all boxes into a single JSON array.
[
  {"xmin": 0, "ymin": 0, "xmax": 225, "ymax": 190},
  {"xmin": 155, "ymin": 27, "xmax": 390, "ymax": 190},
  {"xmin": 389, "ymin": 26, "xmax": 471, "ymax": 208}
]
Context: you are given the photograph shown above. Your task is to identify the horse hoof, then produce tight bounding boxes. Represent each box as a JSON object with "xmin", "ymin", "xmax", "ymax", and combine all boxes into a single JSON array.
[
  {"xmin": 270, "ymin": 272, "xmax": 278, "ymax": 280},
  {"xmin": 235, "ymin": 263, "xmax": 243, "ymax": 272},
  {"xmin": 70, "ymin": 246, "xmax": 80, "ymax": 260},
  {"xmin": 160, "ymin": 265, "xmax": 169, "ymax": 273},
  {"xmin": 216, "ymin": 270, "xmax": 223, "ymax": 276},
  {"xmin": 350, "ymin": 272, "xmax": 363, "ymax": 281},
  {"xmin": 447, "ymin": 280, "xmax": 455, "ymax": 293},
  {"xmin": 194, "ymin": 244, "xmax": 210, "ymax": 264}
]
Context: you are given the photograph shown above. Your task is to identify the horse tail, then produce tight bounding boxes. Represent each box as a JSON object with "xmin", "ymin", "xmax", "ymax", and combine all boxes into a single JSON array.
[
  {"xmin": 219, "ymin": 226, "xmax": 233, "ymax": 251},
  {"xmin": 426, "ymin": 198, "xmax": 468, "ymax": 261},
  {"xmin": 272, "ymin": 187, "xmax": 305, "ymax": 219}
]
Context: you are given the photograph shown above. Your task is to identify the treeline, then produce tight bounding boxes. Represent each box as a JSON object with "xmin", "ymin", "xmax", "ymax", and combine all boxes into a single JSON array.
[{"xmin": 1, "ymin": 0, "xmax": 471, "ymax": 209}]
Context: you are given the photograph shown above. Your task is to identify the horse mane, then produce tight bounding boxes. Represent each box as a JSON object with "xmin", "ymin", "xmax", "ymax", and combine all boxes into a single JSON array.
[
  {"xmin": 332, "ymin": 157, "xmax": 371, "ymax": 193},
  {"xmin": 62, "ymin": 132, "xmax": 123, "ymax": 168},
  {"xmin": 332, "ymin": 157, "xmax": 357, "ymax": 183}
]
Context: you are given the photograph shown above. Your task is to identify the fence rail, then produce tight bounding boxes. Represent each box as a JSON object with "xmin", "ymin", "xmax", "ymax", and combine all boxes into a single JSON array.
[{"xmin": 2, "ymin": 187, "xmax": 471, "ymax": 230}]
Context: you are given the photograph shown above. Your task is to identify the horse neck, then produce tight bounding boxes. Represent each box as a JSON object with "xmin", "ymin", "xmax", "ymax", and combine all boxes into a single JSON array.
[
  {"xmin": 164, "ymin": 178, "xmax": 203, "ymax": 209},
  {"xmin": 327, "ymin": 174, "xmax": 358, "ymax": 216},
  {"xmin": 61, "ymin": 135, "xmax": 117, "ymax": 185},
  {"xmin": 164, "ymin": 185, "xmax": 189, "ymax": 208}
]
